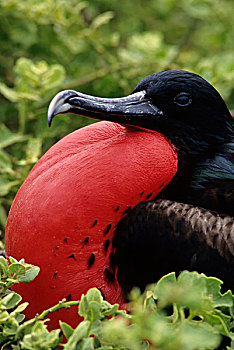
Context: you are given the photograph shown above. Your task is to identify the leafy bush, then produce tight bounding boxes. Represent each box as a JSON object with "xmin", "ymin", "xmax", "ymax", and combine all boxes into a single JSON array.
[
  {"xmin": 0, "ymin": 257, "xmax": 233, "ymax": 349},
  {"xmin": 0, "ymin": 0, "xmax": 234, "ymax": 231},
  {"xmin": 0, "ymin": 2, "xmax": 233, "ymax": 346}
]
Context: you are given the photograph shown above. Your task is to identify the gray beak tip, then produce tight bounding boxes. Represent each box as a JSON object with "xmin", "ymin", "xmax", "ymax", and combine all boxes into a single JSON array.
[
  {"xmin": 47, "ymin": 90, "xmax": 78, "ymax": 127},
  {"xmin": 48, "ymin": 115, "xmax": 53, "ymax": 128},
  {"xmin": 47, "ymin": 92, "xmax": 61, "ymax": 127}
]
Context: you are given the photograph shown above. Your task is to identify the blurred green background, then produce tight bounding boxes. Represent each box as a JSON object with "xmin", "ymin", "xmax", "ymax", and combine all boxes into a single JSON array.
[{"xmin": 0, "ymin": 0, "xmax": 234, "ymax": 236}]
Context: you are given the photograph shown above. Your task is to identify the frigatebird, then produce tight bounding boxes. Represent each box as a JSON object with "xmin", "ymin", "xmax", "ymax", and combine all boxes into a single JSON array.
[
  {"xmin": 5, "ymin": 70, "xmax": 234, "ymax": 329},
  {"xmin": 48, "ymin": 70, "xmax": 234, "ymax": 293}
]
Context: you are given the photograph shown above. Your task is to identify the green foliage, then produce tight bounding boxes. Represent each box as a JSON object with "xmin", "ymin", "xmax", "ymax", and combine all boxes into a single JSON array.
[
  {"xmin": 0, "ymin": 258, "xmax": 233, "ymax": 349},
  {"xmin": 100, "ymin": 272, "xmax": 234, "ymax": 350},
  {"xmin": 0, "ymin": 0, "xmax": 234, "ymax": 230},
  {"xmin": 0, "ymin": 256, "xmax": 40, "ymax": 296},
  {"xmin": 0, "ymin": 256, "xmax": 123, "ymax": 349},
  {"xmin": 0, "ymin": 1, "xmax": 233, "ymax": 347}
]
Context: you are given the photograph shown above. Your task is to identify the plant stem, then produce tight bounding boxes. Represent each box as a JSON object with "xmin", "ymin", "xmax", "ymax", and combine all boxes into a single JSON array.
[{"xmin": 36, "ymin": 300, "xmax": 79, "ymax": 321}]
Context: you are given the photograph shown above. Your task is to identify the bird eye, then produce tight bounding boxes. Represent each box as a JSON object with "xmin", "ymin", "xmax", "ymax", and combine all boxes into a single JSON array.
[{"xmin": 174, "ymin": 92, "xmax": 192, "ymax": 107}]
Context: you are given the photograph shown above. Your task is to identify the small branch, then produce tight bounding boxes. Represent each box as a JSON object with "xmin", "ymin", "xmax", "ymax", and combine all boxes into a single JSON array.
[{"xmin": 36, "ymin": 300, "xmax": 79, "ymax": 321}]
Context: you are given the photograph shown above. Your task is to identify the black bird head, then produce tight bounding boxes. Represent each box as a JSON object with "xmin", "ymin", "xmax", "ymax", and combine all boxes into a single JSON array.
[{"xmin": 48, "ymin": 70, "xmax": 233, "ymax": 158}]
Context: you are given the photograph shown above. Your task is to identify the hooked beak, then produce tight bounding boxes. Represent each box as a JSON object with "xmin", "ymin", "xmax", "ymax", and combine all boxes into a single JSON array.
[{"xmin": 48, "ymin": 89, "xmax": 164, "ymax": 128}]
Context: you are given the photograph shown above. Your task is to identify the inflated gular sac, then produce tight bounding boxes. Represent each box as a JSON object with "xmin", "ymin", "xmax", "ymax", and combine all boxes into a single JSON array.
[{"xmin": 5, "ymin": 121, "xmax": 177, "ymax": 329}]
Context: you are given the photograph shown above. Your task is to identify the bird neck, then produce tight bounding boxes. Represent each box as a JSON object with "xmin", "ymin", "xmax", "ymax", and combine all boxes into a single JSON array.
[
  {"xmin": 158, "ymin": 139, "xmax": 234, "ymax": 216},
  {"xmin": 191, "ymin": 141, "xmax": 234, "ymax": 190}
]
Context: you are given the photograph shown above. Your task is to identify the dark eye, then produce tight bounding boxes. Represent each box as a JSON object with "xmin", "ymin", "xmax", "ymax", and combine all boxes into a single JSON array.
[{"xmin": 174, "ymin": 92, "xmax": 192, "ymax": 107}]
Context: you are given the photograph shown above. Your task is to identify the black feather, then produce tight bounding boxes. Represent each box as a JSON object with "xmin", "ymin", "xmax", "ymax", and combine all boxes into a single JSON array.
[{"xmin": 112, "ymin": 199, "xmax": 234, "ymax": 294}]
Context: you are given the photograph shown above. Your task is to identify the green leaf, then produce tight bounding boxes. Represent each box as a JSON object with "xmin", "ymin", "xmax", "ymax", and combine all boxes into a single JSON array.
[
  {"xmin": 0, "ymin": 311, "xmax": 9, "ymax": 322},
  {"xmin": 2, "ymin": 292, "xmax": 22, "ymax": 309},
  {"xmin": 153, "ymin": 271, "xmax": 215, "ymax": 313},
  {"xmin": 9, "ymin": 257, "xmax": 17, "ymax": 264},
  {"xmin": 178, "ymin": 321, "xmax": 221, "ymax": 350},
  {"xmin": 18, "ymin": 265, "xmax": 40, "ymax": 283},
  {"xmin": 9, "ymin": 263, "xmax": 26, "ymax": 276},
  {"xmin": 79, "ymin": 288, "xmax": 102, "ymax": 322},
  {"xmin": 206, "ymin": 277, "xmax": 233, "ymax": 307},
  {"xmin": 63, "ymin": 321, "xmax": 90, "ymax": 350},
  {"xmin": 0, "ymin": 256, "xmax": 9, "ymax": 276},
  {"xmin": 86, "ymin": 288, "xmax": 102, "ymax": 304},
  {"xmin": 15, "ymin": 312, "xmax": 26, "ymax": 323},
  {"xmin": 59, "ymin": 321, "xmax": 74, "ymax": 339},
  {"xmin": 153, "ymin": 272, "xmax": 177, "ymax": 300},
  {"xmin": 79, "ymin": 295, "xmax": 89, "ymax": 318},
  {"xmin": 13, "ymin": 302, "xmax": 29, "ymax": 315}
]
